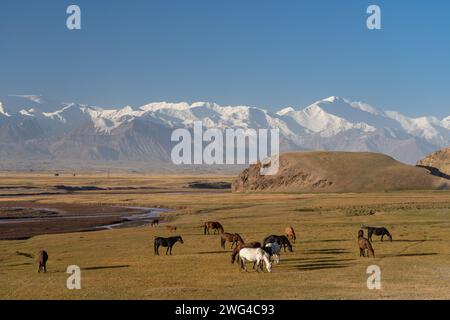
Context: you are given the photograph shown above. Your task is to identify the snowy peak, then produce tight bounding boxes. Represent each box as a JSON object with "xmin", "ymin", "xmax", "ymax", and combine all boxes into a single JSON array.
[{"xmin": 0, "ymin": 102, "xmax": 10, "ymax": 117}]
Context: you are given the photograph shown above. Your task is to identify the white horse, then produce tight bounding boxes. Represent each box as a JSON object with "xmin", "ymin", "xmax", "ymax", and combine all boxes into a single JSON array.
[
  {"xmin": 239, "ymin": 248, "xmax": 272, "ymax": 273},
  {"xmin": 265, "ymin": 242, "xmax": 281, "ymax": 264}
]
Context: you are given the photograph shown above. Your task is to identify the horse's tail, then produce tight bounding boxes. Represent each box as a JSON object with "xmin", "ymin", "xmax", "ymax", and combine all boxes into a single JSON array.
[
  {"xmin": 153, "ymin": 239, "xmax": 157, "ymax": 254},
  {"xmin": 204, "ymin": 223, "xmax": 207, "ymax": 235},
  {"xmin": 219, "ymin": 224, "xmax": 224, "ymax": 234},
  {"xmin": 291, "ymin": 228, "xmax": 296, "ymax": 241},
  {"xmin": 220, "ymin": 237, "xmax": 225, "ymax": 249}
]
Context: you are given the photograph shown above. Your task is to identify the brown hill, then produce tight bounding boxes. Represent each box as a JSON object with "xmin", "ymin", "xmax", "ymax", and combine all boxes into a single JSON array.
[
  {"xmin": 231, "ymin": 151, "xmax": 450, "ymax": 193},
  {"xmin": 417, "ymin": 147, "xmax": 450, "ymax": 178}
]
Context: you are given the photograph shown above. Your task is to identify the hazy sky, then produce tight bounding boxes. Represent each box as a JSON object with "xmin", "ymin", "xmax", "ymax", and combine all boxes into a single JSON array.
[{"xmin": 1, "ymin": 0, "xmax": 449, "ymax": 117}]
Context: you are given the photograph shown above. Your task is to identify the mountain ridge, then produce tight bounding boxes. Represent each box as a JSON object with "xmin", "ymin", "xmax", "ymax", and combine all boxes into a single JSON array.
[{"xmin": 0, "ymin": 95, "xmax": 449, "ymax": 170}]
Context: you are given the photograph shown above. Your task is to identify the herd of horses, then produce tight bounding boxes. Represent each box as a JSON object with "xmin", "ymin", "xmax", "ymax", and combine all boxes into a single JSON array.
[
  {"xmin": 151, "ymin": 220, "xmax": 394, "ymax": 273},
  {"xmin": 35, "ymin": 218, "xmax": 392, "ymax": 273}
]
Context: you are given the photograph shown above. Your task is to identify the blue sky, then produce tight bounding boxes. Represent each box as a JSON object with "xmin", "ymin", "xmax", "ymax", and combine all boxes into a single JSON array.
[{"xmin": 1, "ymin": 0, "xmax": 449, "ymax": 117}]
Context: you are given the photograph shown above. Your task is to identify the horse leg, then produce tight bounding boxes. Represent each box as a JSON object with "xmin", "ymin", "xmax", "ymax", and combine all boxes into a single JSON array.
[
  {"xmin": 255, "ymin": 258, "xmax": 260, "ymax": 272},
  {"xmin": 166, "ymin": 247, "xmax": 170, "ymax": 255},
  {"xmin": 381, "ymin": 234, "xmax": 384, "ymax": 242}
]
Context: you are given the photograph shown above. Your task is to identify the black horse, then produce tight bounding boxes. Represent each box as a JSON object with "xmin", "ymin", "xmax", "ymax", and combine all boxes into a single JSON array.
[
  {"xmin": 362, "ymin": 226, "xmax": 392, "ymax": 242},
  {"xmin": 154, "ymin": 236, "xmax": 184, "ymax": 255},
  {"xmin": 263, "ymin": 235, "xmax": 293, "ymax": 252}
]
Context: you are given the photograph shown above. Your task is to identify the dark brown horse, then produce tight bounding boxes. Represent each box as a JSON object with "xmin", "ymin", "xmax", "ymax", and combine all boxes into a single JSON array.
[
  {"xmin": 151, "ymin": 219, "xmax": 159, "ymax": 227},
  {"xmin": 220, "ymin": 233, "xmax": 244, "ymax": 249},
  {"xmin": 362, "ymin": 226, "xmax": 392, "ymax": 242},
  {"xmin": 358, "ymin": 230, "xmax": 375, "ymax": 258},
  {"xmin": 263, "ymin": 235, "xmax": 293, "ymax": 252},
  {"xmin": 285, "ymin": 226, "xmax": 297, "ymax": 243},
  {"xmin": 230, "ymin": 242, "xmax": 261, "ymax": 264},
  {"xmin": 154, "ymin": 236, "xmax": 184, "ymax": 255},
  {"xmin": 37, "ymin": 250, "xmax": 48, "ymax": 273},
  {"xmin": 204, "ymin": 221, "xmax": 224, "ymax": 235}
]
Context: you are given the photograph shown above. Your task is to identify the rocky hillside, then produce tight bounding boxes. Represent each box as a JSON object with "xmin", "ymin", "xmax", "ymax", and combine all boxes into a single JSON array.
[
  {"xmin": 232, "ymin": 151, "xmax": 450, "ymax": 193},
  {"xmin": 417, "ymin": 147, "xmax": 450, "ymax": 178}
]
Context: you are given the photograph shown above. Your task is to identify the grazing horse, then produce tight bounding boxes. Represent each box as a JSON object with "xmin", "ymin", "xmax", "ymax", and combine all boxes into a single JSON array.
[
  {"xmin": 285, "ymin": 226, "xmax": 297, "ymax": 243},
  {"xmin": 166, "ymin": 225, "xmax": 177, "ymax": 232},
  {"xmin": 154, "ymin": 236, "xmax": 184, "ymax": 255},
  {"xmin": 362, "ymin": 226, "xmax": 392, "ymax": 242},
  {"xmin": 263, "ymin": 242, "xmax": 281, "ymax": 265},
  {"xmin": 151, "ymin": 219, "xmax": 159, "ymax": 227},
  {"xmin": 204, "ymin": 221, "xmax": 224, "ymax": 235},
  {"xmin": 231, "ymin": 242, "xmax": 261, "ymax": 264},
  {"xmin": 358, "ymin": 230, "xmax": 375, "ymax": 258},
  {"xmin": 239, "ymin": 248, "xmax": 272, "ymax": 273},
  {"xmin": 221, "ymin": 233, "xmax": 244, "ymax": 249},
  {"xmin": 37, "ymin": 250, "xmax": 48, "ymax": 273},
  {"xmin": 263, "ymin": 235, "xmax": 293, "ymax": 252}
]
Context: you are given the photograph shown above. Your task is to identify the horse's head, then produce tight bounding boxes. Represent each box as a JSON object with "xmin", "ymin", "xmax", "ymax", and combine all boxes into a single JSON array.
[
  {"xmin": 177, "ymin": 236, "xmax": 184, "ymax": 244},
  {"xmin": 235, "ymin": 233, "xmax": 244, "ymax": 244},
  {"xmin": 262, "ymin": 252, "xmax": 272, "ymax": 272},
  {"xmin": 387, "ymin": 232, "xmax": 393, "ymax": 242},
  {"xmin": 358, "ymin": 230, "xmax": 364, "ymax": 238}
]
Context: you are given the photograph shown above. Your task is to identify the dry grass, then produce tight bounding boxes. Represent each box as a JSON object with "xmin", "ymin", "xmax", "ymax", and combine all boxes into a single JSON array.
[{"xmin": 1, "ymin": 173, "xmax": 450, "ymax": 299}]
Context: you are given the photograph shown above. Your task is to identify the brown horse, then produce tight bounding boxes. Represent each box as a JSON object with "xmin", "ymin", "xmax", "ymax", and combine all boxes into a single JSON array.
[
  {"xmin": 358, "ymin": 230, "xmax": 375, "ymax": 258},
  {"xmin": 151, "ymin": 219, "xmax": 159, "ymax": 227},
  {"xmin": 166, "ymin": 225, "xmax": 177, "ymax": 232},
  {"xmin": 230, "ymin": 242, "xmax": 261, "ymax": 264},
  {"xmin": 220, "ymin": 233, "xmax": 244, "ymax": 249},
  {"xmin": 37, "ymin": 250, "xmax": 48, "ymax": 273},
  {"xmin": 204, "ymin": 221, "xmax": 224, "ymax": 235},
  {"xmin": 285, "ymin": 226, "xmax": 296, "ymax": 243}
]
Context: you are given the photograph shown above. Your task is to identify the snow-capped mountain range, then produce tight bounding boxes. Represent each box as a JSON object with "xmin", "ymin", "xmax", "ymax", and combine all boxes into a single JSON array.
[{"xmin": 0, "ymin": 94, "xmax": 449, "ymax": 169}]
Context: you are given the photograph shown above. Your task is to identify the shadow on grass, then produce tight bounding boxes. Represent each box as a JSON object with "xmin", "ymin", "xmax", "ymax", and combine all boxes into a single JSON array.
[
  {"xmin": 197, "ymin": 251, "xmax": 230, "ymax": 255},
  {"xmin": 303, "ymin": 248, "xmax": 350, "ymax": 255},
  {"xmin": 84, "ymin": 265, "xmax": 130, "ymax": 270},
  {"xmin": 278, "ymin": 262, "xmax": 352, "ymax": 272},
  {"xmin": 302, "ymin": 239, "xmax": 349, "ymax": 243},
  {"xmin": 5, "ymin": 262, "xmax": 32, "ymax": 267},
  {"xmin": 15, "ymin": 251, "xmax": 34, "ymax": 259}
]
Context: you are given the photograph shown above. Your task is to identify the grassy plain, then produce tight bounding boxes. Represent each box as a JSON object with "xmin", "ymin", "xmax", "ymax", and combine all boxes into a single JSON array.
[{"xmin": 0, "ymin": 173, "xmax": 450, "ymax": 299}]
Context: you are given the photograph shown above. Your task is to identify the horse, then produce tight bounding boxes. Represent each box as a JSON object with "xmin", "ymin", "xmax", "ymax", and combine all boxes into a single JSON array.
[
  {"xmin": 231, "ymin": 242, "xmax": 261, "ymax": 264},
  {"xmin": 263, "ymin": 242, "xmax": 281, "ymax": 265},
  {"xmin": 220, "ymin": 233, "xmax": 244, "ymax": 249},
  {"xmin": 358, "ymin": 230, "xmax": 375, "ymax": 258},
  {"xmin": 263, "ymin": 235, "xmax": 293, "ymax": 252},
  {"xmin": 37, "ymin": 250, "xmax": 48, "ymax": 273},
  {"xmin": 154, "ymin": 236, "xmax": 184, "ymax": 255},
  {"xmin": 204, "ymin": 221, "xmax": 224, "ymax": 235},
  {"xmin": 362, "ymin": 226, "xmax": 392, "ymax": 242},
  {"xmin": 151, "ymin": 219, "xmax": 159, "ymax": 227},
  {"xmin": 239, "ymin": 248, "xmax": 272, "ymax": 273},
  {"xmin": 285, "ymin": 226, "xmax": 297, "ymax": 243},
  {"xmin": 166, "ymin": 225, "xmax": 177, "ymax": 232}
]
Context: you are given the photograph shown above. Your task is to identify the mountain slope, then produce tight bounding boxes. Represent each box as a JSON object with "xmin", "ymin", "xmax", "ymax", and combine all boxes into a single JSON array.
[{"xmin": 232, "ymin": 152, "xmax": 450, "ymax": 193}]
